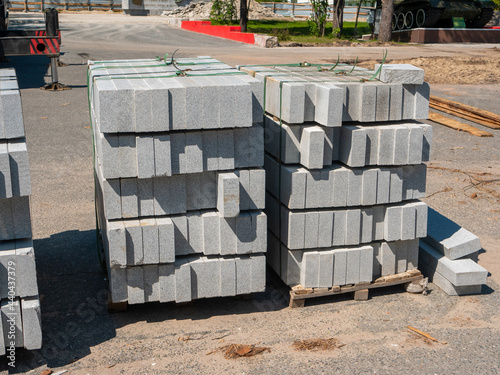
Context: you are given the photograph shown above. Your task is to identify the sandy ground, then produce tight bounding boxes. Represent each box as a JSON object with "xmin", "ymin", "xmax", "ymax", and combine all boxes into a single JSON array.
[
  {"xmin": 1, "ymin": 12, "xmax": 500, "ymax": 375},
  {"xmin": 358, "ymin": 55, "xmax": 500, "ymax": 84}
]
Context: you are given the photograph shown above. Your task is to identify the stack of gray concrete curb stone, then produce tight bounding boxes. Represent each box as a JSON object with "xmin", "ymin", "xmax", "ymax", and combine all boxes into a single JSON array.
[
  {"xmin": 0, "ymin": 68, "xmax": 42, "ymax": 354},
  {"xmin": 419, "ymin": 207, "xmax": 488, "ymax": 295},
  {"xmin": 89, "ymin": 57, "xmax": 267, "ymax": 305},
  {"xmin": 237, "ymin": 63, "xmax": 433, "ymax": 289}
]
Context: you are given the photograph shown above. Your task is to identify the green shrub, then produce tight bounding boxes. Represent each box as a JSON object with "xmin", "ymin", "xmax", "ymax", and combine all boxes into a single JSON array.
[
  {"xmin": 210, "ymin": 0, "xmax": 236, "ymax": 24},
  {"xmin": 271, "ymin": 28, "xmax": 291, "ymax": 41}
]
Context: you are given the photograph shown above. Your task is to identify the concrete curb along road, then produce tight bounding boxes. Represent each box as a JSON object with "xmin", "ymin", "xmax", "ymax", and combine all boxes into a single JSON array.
[{"xmin": 165, "ymin": 18, "xmax": 278, "ymax": 48}]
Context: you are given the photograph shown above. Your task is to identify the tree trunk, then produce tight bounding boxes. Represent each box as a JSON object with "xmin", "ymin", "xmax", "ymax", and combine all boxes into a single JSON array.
[
  {"xmin": 378, "ymin": 0, "xmax": 394, "ymax": 42},
  {"xmin": 240, "ymin": 0, "xmax": 248, "ymax": 32},
  {"xmin": 332, "ymin": 0, "xmax": 345, "ymax": 37},
  {"xmin": 353, "ymin": 0, "xmax": 362, "ymax": 38}
]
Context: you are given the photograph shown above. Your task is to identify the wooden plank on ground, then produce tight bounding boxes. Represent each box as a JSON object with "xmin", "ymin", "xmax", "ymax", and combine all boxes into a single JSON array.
[
  {"xmin": 430, "ymin": 95, "xmax": 500, "ymax": 124},
  {"xmin": 428, "ymin": 112, "xmax": 493, "ymax": 137},
  {"xmin": 430, "ymin": 101, "xmax": 500, "ymax": 129}
]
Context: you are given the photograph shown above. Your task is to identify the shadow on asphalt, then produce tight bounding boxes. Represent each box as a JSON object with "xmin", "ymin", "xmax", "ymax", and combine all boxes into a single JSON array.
[
  {"xmin": 0, "ymin": 228, "xmax": 289, "ymax": 373},
  {"xmin": 0, "ymin": 55, "xmax": 50, "ymax": 89}
]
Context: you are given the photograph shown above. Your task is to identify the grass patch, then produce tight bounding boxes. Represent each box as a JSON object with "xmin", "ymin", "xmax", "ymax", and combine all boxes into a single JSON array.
[
  {"xmin": 248, "ymin": 20, "xmax": 371, "ymax": 42},
  {"xmin": 211, "ymin": 20, "xmax": 372, "ymax": 42}
]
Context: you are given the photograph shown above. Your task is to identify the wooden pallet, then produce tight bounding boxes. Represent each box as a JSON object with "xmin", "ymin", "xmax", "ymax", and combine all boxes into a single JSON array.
[{"xmin": 288, "ymin": 269, "xmax": 424, "ymax": 308}]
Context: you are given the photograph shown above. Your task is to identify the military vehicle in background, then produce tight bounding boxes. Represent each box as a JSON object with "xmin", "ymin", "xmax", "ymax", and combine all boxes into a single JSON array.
[{"xmin": 392, "ymin": 0, "xmax": 496, "ymax": 30}]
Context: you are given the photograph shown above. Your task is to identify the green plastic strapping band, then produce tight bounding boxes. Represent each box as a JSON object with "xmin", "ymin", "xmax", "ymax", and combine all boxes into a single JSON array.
[
  {"xmin": 328, "ymin": 55, "xmax": 341, "ymax": 71},
  {"xmin": 368, "ymin": 49, "xmax": 388, "ymax": 81},
  {"xmin": 86, "ymin": 67, "xmax": 106, "ymax": 274},
  {"xmin": 278, "ymin": 81, "xmax": 284, "ymax": 277}
]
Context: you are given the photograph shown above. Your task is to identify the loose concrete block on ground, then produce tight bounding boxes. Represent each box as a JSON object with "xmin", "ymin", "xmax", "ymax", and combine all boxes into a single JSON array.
[
  {"xmin": 424, "ymin": 207, "xmax": 480, "ymax": 260},
  {"xmin": 419, "ymin": 241, "xmax": 487, "ymax": 286},
  {"xmin": 419, "ymin": 260, "xmax": 482, "ymax": 296}
]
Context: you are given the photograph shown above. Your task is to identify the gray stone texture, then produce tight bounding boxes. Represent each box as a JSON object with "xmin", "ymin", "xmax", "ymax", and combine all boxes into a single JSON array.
[
  {"xmin": 2, "ymin": 298, "xmax": 23, "ymax": 347},
  {"xmin": 1, "ymin": 89, "xmax": 25, "ymax": 139},
  {"xmin": 375, "ymin": 64, "xmax": 425, "ymax": 85},
  {"xmin": 300, "ymin": 126, "xmax": 325, "ymax": 169},
  {"xmin": 424, "ymin": 207, "xmax": 481, "ymax": 260},
  {"xmin": 7, "ymin": 139, "xmax": 32, "ymax": 197},
  {"xmin": 0, "ymin": 196, "xmax": 32, "ymax": 241},
  {"xmin": 217, "ymin": 172, "xmax": 240, "ymax": 217},
  {"xmin": 419, "ymin": 260, "xmax": 483, "ymax": 296},
  {"xmin": 21, "ymin": 296, "xmax": 42, "ymax": 350},
  {"xmin": 144, "ymin": 265, "xmax": 160, "ymax": 302},
  {"xmin": 272, "ymin": 193, "xmax": 425, "ymax": 250},
  {"xmin": 0, "ymin": 142, "xmax": 11, "ymax": 199},
  {"xmin": 419, "ymin": 241, "xmax": 487, "ymax": 286}
]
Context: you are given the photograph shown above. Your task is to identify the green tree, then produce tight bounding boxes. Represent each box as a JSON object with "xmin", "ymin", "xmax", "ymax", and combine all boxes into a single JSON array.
[
  {"xmin": 309, "ymin": 0, "xmax": 329, "ymax": 36},
  {"xmin": 211, "ymin": 0, "xmax": 237, "ymax": 24}
]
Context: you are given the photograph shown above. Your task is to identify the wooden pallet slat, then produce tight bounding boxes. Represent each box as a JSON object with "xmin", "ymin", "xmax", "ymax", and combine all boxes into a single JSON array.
[{"xmin": 288, "ymin": 270, "xmax": 424, "ymax": 308}]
